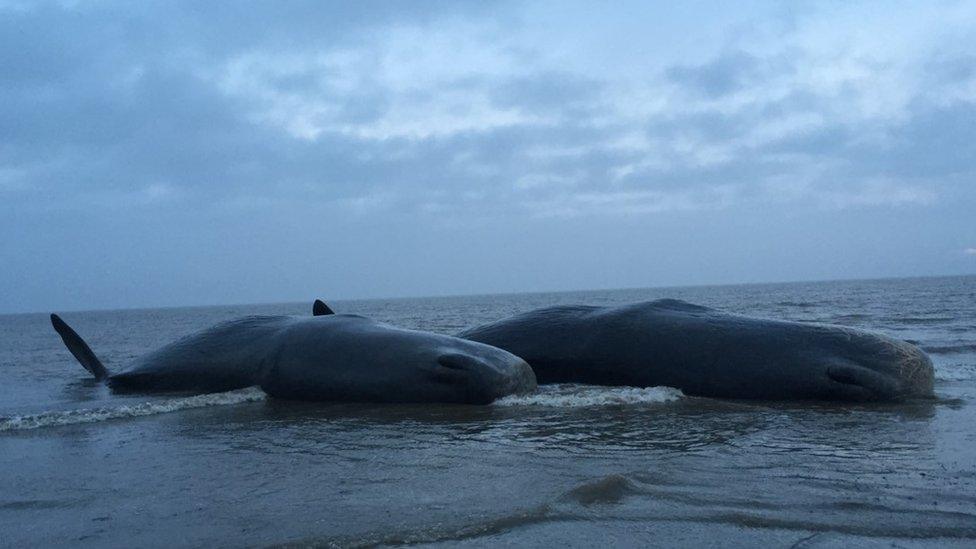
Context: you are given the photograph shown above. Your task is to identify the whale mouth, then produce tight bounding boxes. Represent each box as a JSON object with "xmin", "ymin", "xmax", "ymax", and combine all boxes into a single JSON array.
[
  {"xmin": 436, "ymin": 353, "xmax": 491, "ymax": 378},
  {"xmin": 826, "ymin": 364, "xmax": 902, "ymax": 401},
  {"xmin": 826, "ymin": 367, "xmax": 863, "ymax": 386},
  {"xmin": 437, "ymin": 354, "xmax": 476, "ymax": 371},
  {"xmin": 433, "ymin": 353, "xmax": 536, "ymax": 403}
]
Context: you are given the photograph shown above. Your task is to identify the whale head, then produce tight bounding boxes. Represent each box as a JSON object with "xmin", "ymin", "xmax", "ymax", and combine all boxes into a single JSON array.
[
  {"xmin": 262, "ymin": 315, "xmax": 537, "ymax": 404},
  {"xmin": 365, "ymin": 329, "xmax": 538, "ymax": 404},
  {"xmin": 813, "ymin": 327, "xmax": 935, "ymax": 401}
]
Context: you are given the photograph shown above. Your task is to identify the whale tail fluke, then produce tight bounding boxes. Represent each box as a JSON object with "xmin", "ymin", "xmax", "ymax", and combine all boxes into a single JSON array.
[
  {"xmin": 312, "ymin": 299, "xmax": 334, "ymax": 316},
  {"xmin": 50, "ymin": 314, "xmax": 110, "ymax": 381}
]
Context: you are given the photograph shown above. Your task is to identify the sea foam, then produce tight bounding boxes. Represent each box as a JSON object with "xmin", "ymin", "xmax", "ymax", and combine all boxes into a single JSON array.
[
  {"xmin": 0, "ymin": 388, "xmax": 266, "ymax": 432},
  {"xmin": 494, "ymin": 383, "xmax": 684, "ymax": 407}
]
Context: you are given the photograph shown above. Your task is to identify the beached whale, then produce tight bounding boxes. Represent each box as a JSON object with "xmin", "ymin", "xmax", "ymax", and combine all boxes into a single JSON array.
[
  {"xmin": 457, "ymin": 299, "xmax": 934, "ymax": 402},
  {"xmin": 50, "ymin": 303, "xmax": 536, "ymax": 404}
]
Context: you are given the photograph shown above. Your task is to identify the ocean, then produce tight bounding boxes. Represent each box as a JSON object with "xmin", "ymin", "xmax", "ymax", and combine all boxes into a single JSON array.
[{"xmin": 1, "ymin": 276, "xmax": 975, "ymax": 547}]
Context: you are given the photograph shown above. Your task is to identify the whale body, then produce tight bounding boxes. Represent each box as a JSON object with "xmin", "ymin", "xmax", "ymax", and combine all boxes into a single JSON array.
[
  {"xmin": 458, "ymin": 299, "xmax": 934, "ymax": 402},
  {"xmin": 51, "ymin": 305, "xmax": 536, "ymax": 404}
]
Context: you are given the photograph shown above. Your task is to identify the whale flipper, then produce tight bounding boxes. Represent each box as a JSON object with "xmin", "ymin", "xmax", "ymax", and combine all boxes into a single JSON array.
[
  {"xmin": 50, "ymin": 314, "xmax": 110, "ymax": 381},
  {"xmin": 312, "ymin": 299, "xmax": 334, "ymax": 316}
]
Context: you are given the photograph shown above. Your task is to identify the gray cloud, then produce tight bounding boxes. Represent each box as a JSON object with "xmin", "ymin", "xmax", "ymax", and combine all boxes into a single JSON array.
[
  {"xmin": 666, "ymin": 51, "xmax": 767, "ymax": 98},
  {"xmin": 1, "ymin": 0, "xmax": 975, "ymax": 312}
]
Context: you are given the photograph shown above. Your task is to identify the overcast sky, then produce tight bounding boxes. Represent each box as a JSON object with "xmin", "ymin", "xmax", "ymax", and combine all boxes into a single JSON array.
[{"xmin": 2, "ymin": 1, "xmax": 975, "ymax": 313}]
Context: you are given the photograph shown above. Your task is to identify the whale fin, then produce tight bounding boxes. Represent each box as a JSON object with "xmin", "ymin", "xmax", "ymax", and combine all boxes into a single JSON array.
[
  {"xmin": 312, "ymin": 299, "xmax": 334, "ymax": 316},
  {"xmin": 50, "ymin": 314, "xmax": 110, "ymax": 381}
]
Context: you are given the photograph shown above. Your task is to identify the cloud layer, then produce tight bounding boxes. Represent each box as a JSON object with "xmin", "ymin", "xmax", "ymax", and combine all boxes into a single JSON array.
[{"xmin": 2, "ymin": 1, "xmax": 975, "ymax": 312}]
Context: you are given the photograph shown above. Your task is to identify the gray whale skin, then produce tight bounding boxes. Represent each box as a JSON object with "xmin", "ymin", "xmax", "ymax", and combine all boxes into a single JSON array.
[
  {"xmin": 50, "ymin": 304, "xmax": 536, "ymax": 404},
  {"xmin": 458, "ymin": 299, "xmax": 934, "ymax": 402}
]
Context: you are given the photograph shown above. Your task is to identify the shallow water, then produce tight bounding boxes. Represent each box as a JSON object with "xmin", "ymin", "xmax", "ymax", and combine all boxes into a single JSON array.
[{"xmin": 1, "ymin": 276, "xmax": 975, "ymax": 547}]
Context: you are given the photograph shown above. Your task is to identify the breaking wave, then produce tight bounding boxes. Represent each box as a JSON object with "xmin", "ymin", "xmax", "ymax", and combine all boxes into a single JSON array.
[
  {"xmin": 925, "ymin": 344, "xmax": 976, "ymax": 355},
  {"xmin": 494, "ymin": 384, "xmax": 684, "ymax": 407},
  {"xmin": 0, "ymin": 388, "xmax": 266, "ymax": 432},
  {"xmin": 935, "ymin": 363, "xmax": 976, "ymax": 382}
]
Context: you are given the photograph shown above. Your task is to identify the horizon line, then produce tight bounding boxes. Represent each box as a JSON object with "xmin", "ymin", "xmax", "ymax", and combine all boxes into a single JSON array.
[{"xmin": 5, "ymin": 271, "xmax": 974, "ymax": 317}]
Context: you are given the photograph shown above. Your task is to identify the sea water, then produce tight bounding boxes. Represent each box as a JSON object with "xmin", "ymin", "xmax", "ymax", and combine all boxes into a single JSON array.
[{"xmin": 1, "ymin": 276, "xmax": 974, "ymax": 547}]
